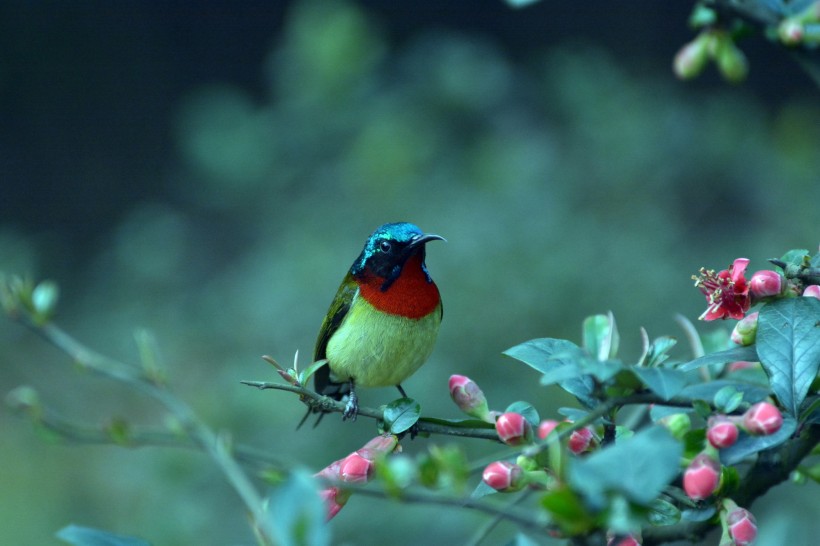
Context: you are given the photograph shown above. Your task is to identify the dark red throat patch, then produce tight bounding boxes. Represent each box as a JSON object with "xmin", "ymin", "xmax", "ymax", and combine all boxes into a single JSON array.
[{"xmin": 357, "ymin": 254, "xmax": 440, "ymax": 319}]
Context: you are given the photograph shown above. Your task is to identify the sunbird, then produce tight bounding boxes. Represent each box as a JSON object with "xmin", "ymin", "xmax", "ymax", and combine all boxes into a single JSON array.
[{"xmin": 306, "ymin": 222, "xmax": 444, "ymax": 423}]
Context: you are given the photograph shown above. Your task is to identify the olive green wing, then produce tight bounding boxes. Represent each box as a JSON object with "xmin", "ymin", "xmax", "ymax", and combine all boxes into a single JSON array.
[{"xmin": 313, "ymin": 272, "xmax": 358, "ymax": 398}]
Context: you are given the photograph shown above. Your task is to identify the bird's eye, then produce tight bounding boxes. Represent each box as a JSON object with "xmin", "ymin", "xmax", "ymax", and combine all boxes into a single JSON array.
[{"xmin": 379, "ymin": 240, "xmax": 392, "ymax": 253}]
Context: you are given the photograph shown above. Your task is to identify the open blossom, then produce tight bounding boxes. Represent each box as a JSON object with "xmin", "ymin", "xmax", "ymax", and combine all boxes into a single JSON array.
[{"xmin": 693, "ymin": 258, "xmax": 751, "ymax": 320}]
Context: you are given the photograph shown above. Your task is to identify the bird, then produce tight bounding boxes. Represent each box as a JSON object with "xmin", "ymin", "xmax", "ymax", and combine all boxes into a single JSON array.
[{"xmin": 304, "ymin": 222, "xmax": 444, "ymax": 424}]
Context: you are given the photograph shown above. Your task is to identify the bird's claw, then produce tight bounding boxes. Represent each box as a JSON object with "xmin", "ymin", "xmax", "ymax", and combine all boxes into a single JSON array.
[{"xmin": 342, "ymin": 391, "xmax": 359, "ymax": 421}]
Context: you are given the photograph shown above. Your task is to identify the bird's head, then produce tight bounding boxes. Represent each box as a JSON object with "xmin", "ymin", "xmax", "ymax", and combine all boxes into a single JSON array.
[{"xmin": 351, "ymin": 222, "xmax": 445, "ymax": 290}]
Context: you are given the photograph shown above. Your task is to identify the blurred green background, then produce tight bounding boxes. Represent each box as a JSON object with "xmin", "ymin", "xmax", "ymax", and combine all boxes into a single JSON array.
[{"xmin": 2, "ymin": 1, "xmax": 819, "ymax": 544}]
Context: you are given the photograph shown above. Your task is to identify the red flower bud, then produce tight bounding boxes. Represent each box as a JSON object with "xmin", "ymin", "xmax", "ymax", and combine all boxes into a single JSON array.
[
  {"xmin": 750, "ymin": 270, "xmax": 783, "ymax": 299},
  {"xmin": 482, "ymin": 461, "xmax": 525, "ymax": 492},
  {"xmin": 319, "ymin": 486, "xmax": 350, "ymax": 520},
  {"xmin": 707, "ymin": 417, "xmax": 739, "ymax": 449},
  {"xmin": 339, "ymin": 452, "xmax": 373, "ymax": 484},
  {"xmin": 537, "ymin": 419, "xmax": 559, "ymax": 440},
  {"xmin": 731, "ymin": 311, "xmax": 758, "ymax": 346},
  {"xmin": 495, "ymin": 412, "xmax": 533, "ymax": 446},
  {"xmin": 568, "ymin": 426, "xmax": 595, "ymax": 454},
  {"xmin": 683, "ymin": 453, "xmax": 721, "ymax": 500},
  {"xmin": 743, "ymin": 402, "xmax": 783, "ymax": 435},
  {"xmin": 803, "ymin": 285, "xmax": 820, "ymax": 299},
  {"xmin": 727, "ymin": 507, "xmax": 758, "ymax": 546},
  {"xmin": 448, "ymin": 374, "xmax": 491, "ymax": 421}
]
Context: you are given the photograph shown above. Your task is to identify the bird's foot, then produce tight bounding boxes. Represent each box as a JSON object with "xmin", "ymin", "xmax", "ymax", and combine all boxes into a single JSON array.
[{"xmin": 342, "ymin": 390, "xmax": 359, "ymax": 421}]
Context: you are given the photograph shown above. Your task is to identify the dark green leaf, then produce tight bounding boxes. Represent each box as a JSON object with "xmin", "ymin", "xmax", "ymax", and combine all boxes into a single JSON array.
[
  {"xmin": 681, "ymin": 505, "xmax": 717, "ymax": 522},
  {"xmin": 691, "ymin": 400, "xmax": 712, "ymax": 420},
  {"xmin": 383, "ymin": 398, "xmax": 421, "ymax": 434},
  {"xmin": 719, "ymin": 417, "xmax": 797, "ymax": 465},
  {"xmin": 641, "ymin": 336, "xmax": 678, "ymax": 368},
  {"xmin": 631, "ymin": 367, "xmax": 689, "ymax": 400},
  {"xmin": 267, "ymin": 469, "xmax": 329, "ymax": 546},
  {"xmin": 417, "ymin": 416, "xmax": 494, "ymax": 429},
  {"xmin": 504, "ymin": 338, "xmax": 597, "ymax": 407},
  {"xmin": 579, "ymin": 357, "xmax": 623, "ymax": 382},
  {"xmin": 680, "ymin": 380, "xmax": 769, "ymax": 404},
  {"xmin": 650, "ymin": 405, "xmax": 693, "ymax": 422},
  {"xmin": 800, "ymin": 396, "xmax": 820, "ymax": 424},
  {"xmin": 568, "ymin": 427, "xmax": 682, "ymax": 507},
  {"xmin": 505, "ymin": 401, "xmax": 540, "ymax": 428},
  {"xmin": 56, "ymin": 525, "xmax": 149, "ymax": 546},
  {"xmin": 677, "ymin": 345, "xmax": 758, "ymax": 372},
  {"xmin": 648, "ymin": 498, "xmax": 681, "ymax": 526},
  {"xmin": 757, "ymin": 298, "xmax": 820, "ymax": 417},
  {"xmin": 558, "ymin": 407, "xmax": 590, "ymax": 422}
]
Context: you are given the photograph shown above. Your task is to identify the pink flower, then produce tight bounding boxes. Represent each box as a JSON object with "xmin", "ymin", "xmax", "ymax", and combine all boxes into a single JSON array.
[
  {"xmin": 743, "ymin": 402, "xmax": 783, "ymax": 435},
  {"xmin": 495, "ymin": 412, "xmax": 532, "ymax": 446},
  {"xmin": 749, "ymin": 270, "xmax": 783, "ymax": 300},
  {"xmin": 448, "ymin": 374, "xmax": 491, "ymax": 421},
  {"xmin": 607, "ymin": 533, "xmax": 642, "ymax": 546},
  {"xmin": 727, "ymin": 507, "xmax": 757, "ymax": 545},
  {"xmin": 707, "ymin": 417, "xmax": 739, "ymax": 449},
  {"xmin": 683, "ymin": 453, "xmax": 721, "ymax": 500},
  {"xmin": 482, "ymin": 461, "xmax": 524, "ymax": 492},
  {"xmin": 693, "ymin": 258, "xmax": 751, "ymax": 320},
  {"xmin": 537, "ymin": 419, "xmax": 559, "ymax": 440},
  {"xmin": 727, "ymin": 361, "xmax": 757, "ymax": 372}
]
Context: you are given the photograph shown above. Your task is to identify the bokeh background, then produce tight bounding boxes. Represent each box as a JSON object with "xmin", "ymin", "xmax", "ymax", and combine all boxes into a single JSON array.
[{"xmin": 2, "ymin": 1, "xmax": 819, "ymax": 544}]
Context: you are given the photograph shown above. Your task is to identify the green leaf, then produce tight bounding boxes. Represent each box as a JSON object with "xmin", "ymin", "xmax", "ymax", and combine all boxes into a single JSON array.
[
  {"xmin": 504, "ymin": 338, "xmax": 596, "ymax": 407},
  {"xmin": 640, "ymin": 336, "xmax": 678, "ymax": 367},
  {"xmin": 680, "ymin": 380, "xmax": 769, "ymax": 404},
  {"xmin": 56, "ymin": 525, "xmax": 149, "ymax": 546},
  {"xmin": 757, "ymin": 298, "xmax": 820, "ymax": 417},
  {"xmin": 681, "ymin": 505, "xmax": 716, "ymax": 522},
  {"xmin": 719, "ymin": 417, "xmax": 797, "ymax": 465},
  {"xmin": 31, "ymin": 280, "xmax": 59, "ymax": 322},
  {"xmin": 540, "ymin": 486, "xmax": 595, "ymax": 534},
  {"xmin": 267, "ymin": 469, "xmax": 330, "ymax": 546},
  {"xmin": 505, "ymin": 401, "xmax": 540, "ymax": 429},
  {"xmin": 568, "ymin": 427, "xmax": 682, "ymax": 507},
  {"xmin": 713, "ymin": 385, "xmax": 744, "ymax": 413},
  {"xmin": 298, "ymin": 358, "xmax": 328, "ymax": 386},
  {"xmin": 631, "ymin": 367, "xmax": 689, "ymax": 400},
  {"xmin": 383, "ymin": 398, "xmax": 421, "ymax": 434},
  {"xmin": 677, "ymin": 345, "xmax": 758, "ymax": 372},
  {"xmin": 778, "ymin": 249, "xmax": 810, "ymax": 269},
  {"xmin": 417, "ymin": 416, "xmax": 494, "ymax": 429},
  {"xmin": 648, "ymin": 497, "xmax": 681, "ymax": 526},
  {"xmin": 582, "ymin": 313, "xmax": 619, "ymax": 361},
  {"xmin": 471, "ymin": 478, "xmax": 499, "ymax": 499}
]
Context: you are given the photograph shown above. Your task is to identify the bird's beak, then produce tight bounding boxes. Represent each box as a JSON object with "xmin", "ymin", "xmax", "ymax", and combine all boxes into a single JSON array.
[{"xmin": 408, "ymin": 233, "xmax": 446, "ymax": 248}]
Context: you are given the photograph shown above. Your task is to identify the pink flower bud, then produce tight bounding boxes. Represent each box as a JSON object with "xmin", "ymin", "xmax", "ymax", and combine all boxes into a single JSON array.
[
  {"xmin": 731, "ymin": 312, "xmax": 759, "ymax": 346},
  {"xmin": 707, "ymin": 417, "xmax": 739, "ymax": 449},
  {"xmin": 727, "ymin": 507, "xmax": 758, "ymax": 546},
  {"xmin": 673, "ymin": 34, "xmax": 710, "ymax": 80},
  {"xmin": 357, "ymin": 433, "xmax": 400, "ymax": 459},
  {"xmin": 743, "ymin": 402, "xmax": 783, "ymax": 435},
  {"xmin": 338, "ymin": 452, "xmax": 373, "ymax": 484},
  {"xmin": 607, "ymin": 533, "xmax": 641, "ymax": 546},
  {"xmin": 750, "ymin": 270, "xmax": 783, "ymax": 299},
  {"xmin": 482, "ymin": 461, "xmax": 525, "ymax": 492},
  {"xmin": 537, "ymin": 419, "xmax": 559, "ymax": 440},
  {"xmin": 727, "ymin": 360, "xmax": 757, "ymax": 372},
  {"xmin": 803, "ymin": 285, "xmax": 820, "ymax": 299},
  {"xmin": 448, "ymin": 374, "xmax": 491, "ymax": 421},
  {"xmin": 778, "ymin": 19, "xmax": 804, "ymax": 46},
  {"xmin": 319, "ymin": 486, "xmax": 350, "ymax": 520},
  {"xmin": 683, "ymin": 453, "xmax": 721, "ymax": 500},
  {"xmin": 568, "ymin": 426, "xmax": 595, "ymax": 454},
  {"xmin": 495, "ymin": 412, "xmax": 533, "ymax": 446}
]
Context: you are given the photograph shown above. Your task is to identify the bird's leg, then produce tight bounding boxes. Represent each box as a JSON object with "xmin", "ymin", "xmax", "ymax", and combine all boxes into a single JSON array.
[
  {"xmin": 342, "ymin": 379, "xmax": 358, "ymax": 421},
  {"xmin": 396, "ymin": 384, "xmax": 408, "ymax": 398}
]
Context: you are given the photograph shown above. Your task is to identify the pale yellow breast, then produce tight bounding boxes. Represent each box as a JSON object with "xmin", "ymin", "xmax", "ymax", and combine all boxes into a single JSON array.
[{"xmin": 325, "ymin": 293, "xmax": 441, "ymax": 388}]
